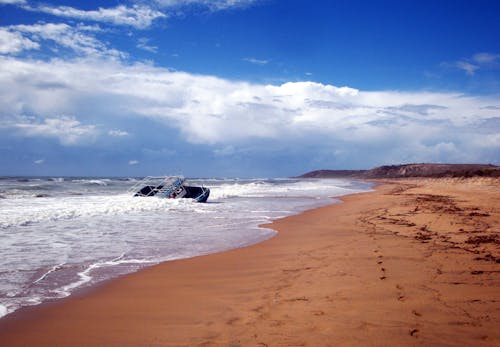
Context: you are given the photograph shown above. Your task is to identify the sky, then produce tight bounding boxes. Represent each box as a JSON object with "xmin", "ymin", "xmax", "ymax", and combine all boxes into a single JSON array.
[{"xmin": 0, "ymin": 0, "xmax": 499, "ymax": 178}]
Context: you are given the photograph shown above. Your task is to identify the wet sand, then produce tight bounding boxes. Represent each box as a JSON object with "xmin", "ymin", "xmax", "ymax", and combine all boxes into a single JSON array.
[{"xmin": 0, "ymin": 178, "xmax": 498, "ymax": 346}]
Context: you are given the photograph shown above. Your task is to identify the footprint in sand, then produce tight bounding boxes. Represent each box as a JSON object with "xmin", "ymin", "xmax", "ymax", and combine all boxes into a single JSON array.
[
  {"xmin": 410, "ymin": 328, "xmax": 419, "ymax": 337},
  {"xmin": 412, "ymin": 309, "xmax": 422, "ymax": 317},
  {"xmin": 226, "ymin": 317, "xmax": 241, "ymax": 325},
  {"xmin": 379, "ymin": 267, "xmax": 387, "ymax": 280},
  {"xmin": 285, "ymin": 296, "xmax": 309, "ymax": 302},
  {"xmin": 375, "ymin": 250, "xmax": 385, "ymax": 269},
  {"xmin": 396, "ymin": 284, "xmax": 406, "ymax": 301}
]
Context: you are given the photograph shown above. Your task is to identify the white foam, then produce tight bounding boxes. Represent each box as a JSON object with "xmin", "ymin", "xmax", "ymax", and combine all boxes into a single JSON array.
[
  {"xmin": 55, "ymin": 256, "xmax": 155, "ymax": 297},
  {"xmin": 0, "ymin": 304, "xmax": 8, "ymax": 318},
  {"xmin": 71, "ymin": 179, "xmax": 110, "ymax": 186},
  {"xmin": 0, "ymin": 178, "xmax": 368, "ymax": 229},
  {"xmin": 0, "ymin": 194, "xmax": 193, "ymax": 228},
  {"xmin": 33, "ymin": 264, "xmax": 65, "ymax": 284},
  {"xmin": 50, "ymin": 177, "xmax": 65, "ymax": 182},
  {"xmin": 26, "ymin": 297, "xmax": 42, "ymax": 305},
  {"xmin": 209, "ymin": 179, "xmax": 361, "ymax": 200}
]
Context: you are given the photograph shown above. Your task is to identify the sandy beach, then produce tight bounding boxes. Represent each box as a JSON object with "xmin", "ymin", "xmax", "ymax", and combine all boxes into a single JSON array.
[{"xmin": 0, "ymin": 178, "xmax": 498, "ymax": 346}]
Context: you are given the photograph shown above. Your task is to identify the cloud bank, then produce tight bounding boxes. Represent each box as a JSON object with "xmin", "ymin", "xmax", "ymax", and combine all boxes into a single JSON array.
[{"xmin": 0, "ymin": 55, "xmax": 498, "ymax": 170}]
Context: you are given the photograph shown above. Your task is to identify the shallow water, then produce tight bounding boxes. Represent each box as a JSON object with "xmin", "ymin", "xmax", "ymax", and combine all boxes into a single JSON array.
[{"xmin": 0, "ymin": 176, "xmax": 371, "ymax": 318}]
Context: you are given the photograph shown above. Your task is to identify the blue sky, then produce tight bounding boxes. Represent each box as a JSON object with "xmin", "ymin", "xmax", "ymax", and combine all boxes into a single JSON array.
[{"xmin": 0, "ymin": 0, "xmax": 499, "ymax": 177}]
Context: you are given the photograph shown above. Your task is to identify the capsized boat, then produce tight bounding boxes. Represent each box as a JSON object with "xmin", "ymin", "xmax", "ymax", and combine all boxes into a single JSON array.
[{"xmin": 129, "ymin": 176, "xmax": 210, "ymax": 203}]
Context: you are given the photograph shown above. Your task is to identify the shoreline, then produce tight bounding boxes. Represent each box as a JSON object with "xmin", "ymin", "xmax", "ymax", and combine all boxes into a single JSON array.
[
  {"xmin": 0, "ymin": 180, "xmax": 369, "ymax": 322},
  {"xmin": 0, "ymin": 178, "xmax": 498, "ymax": 346},
  {"xmin": 0, "ymin": 188, "xmax": 353, "ymax": 321}
]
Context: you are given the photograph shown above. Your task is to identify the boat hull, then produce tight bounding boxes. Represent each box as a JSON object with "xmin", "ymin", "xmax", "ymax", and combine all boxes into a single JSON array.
[
  {"xmin": 184, "ymin": 186, "xmax": 210, "ymax": 202},
  {"xmin": 134, "ymin": 184, "xmax": 210, "ymax": 202}
]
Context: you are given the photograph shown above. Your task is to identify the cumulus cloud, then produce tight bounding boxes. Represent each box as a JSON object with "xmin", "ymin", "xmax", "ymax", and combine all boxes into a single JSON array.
[
  {"xmin": 0, "ymin": 28, "xmax": 39, "ymax": 54},
  {"xmin": 22, "ymin": 4, "xmax": 166, "ymax": 29},
  {"xmin": 34, "ymin": 159, "xmax": 45, "ymax": 164},
  {"xmin": 0, "ymin": 55, "xmax": 498, "ymax": 165},
  {"xmin": 128, "ymin": 160, "xmax": 139, "ymax": 165},
  {"xmin": 3, "ymin": 23, "xmax": 124, "ymax": 58},
  {"xmin": 0, "ymin": 115, "xmax": 98, "ymax": 145}
]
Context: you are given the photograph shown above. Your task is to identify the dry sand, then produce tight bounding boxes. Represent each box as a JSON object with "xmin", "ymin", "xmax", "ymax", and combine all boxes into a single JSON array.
[{"xmin": 0, "ymin": 178, "xmax": 498, "ymax": 346}]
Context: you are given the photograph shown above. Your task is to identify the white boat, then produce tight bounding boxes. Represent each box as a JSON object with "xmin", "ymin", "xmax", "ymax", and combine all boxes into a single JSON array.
[{"xmin": 129, "ymin": 176, "xmax": 210, "ymax": 202}]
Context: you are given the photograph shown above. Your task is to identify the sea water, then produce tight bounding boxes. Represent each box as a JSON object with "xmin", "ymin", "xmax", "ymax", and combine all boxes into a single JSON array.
[{"xmin": 0, "ymin": 176, "xmax": 371, "ymax": 318}]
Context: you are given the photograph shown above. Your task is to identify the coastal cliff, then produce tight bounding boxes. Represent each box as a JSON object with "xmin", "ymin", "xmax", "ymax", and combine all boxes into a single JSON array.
[{"xmin": 298, "ymin": 163, "xmax": 499, "ymax": 179}]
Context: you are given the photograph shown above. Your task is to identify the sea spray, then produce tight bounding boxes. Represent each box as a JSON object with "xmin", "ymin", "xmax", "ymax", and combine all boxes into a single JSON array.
[{"xmin": 0, "ymin": 304, "xmax": 7, "ymax": 318}]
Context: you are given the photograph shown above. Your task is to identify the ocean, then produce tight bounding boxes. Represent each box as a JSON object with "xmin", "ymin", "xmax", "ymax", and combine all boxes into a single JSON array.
[{"xmin": 0, "ymin": 176, "xmax": 372, "ymax": 318}]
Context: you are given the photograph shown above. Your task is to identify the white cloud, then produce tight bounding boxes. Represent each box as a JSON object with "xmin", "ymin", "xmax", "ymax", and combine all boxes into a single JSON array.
[
  {"xmin": 136, "ymin": 37, "xmax": 158, "ymax": 53},
  {"xmin": 34, "ymin": 159, "xmax": 45, "ymax": 164},
  {"xmin": 453, "ymin": 52, "xmax": 500, "ymax": 76},
  {"xmin": 151, "ymin": 0, "xmax": 258, "ymax": 11},
  {"xmin": 23, "ymin": 4, "xmax": 166, "ymax": 29},
  {"xmin": 472, "ymin": 52, "xmax": 500, "ymax": 64},
  {"xmin": 129, "ymin": 160, "xmax": 139, "ymax": 165},
  {"xmin": 456, "ymin": 61, "xmax": 479, "ymax": 76},
  {"xmin": 0, "ymin": 28, "xmax": 39, "ymax": 54},
  {"xmin": 108, "ymin": 129, "xmax": 129, "ymax": 137},
  {"xmin": 0, "ymin": 55, "xmax": 498, "ymax": 164},
  {"xmin": 4, "ymin": 23, "xmax": 124, "ymax": 58},
  {"xmin": 0, "ymin": 115, "xmax": 98, "ymax": 145},
  {"xmin": 243, "ymin": 57, "xmax": 268, "ymax": 65},
  {"xmin": 0, "ymin": 0, "xmax": 26, "ymax": 4}
]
